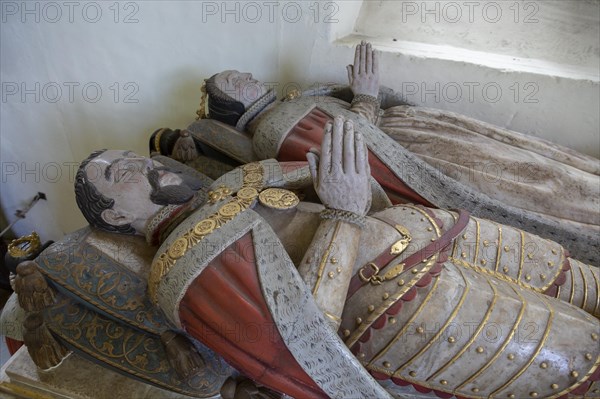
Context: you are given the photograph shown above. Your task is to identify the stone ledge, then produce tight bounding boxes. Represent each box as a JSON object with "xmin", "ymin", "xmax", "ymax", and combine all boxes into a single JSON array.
[{"xmin": 336, "ymin": 34, "xmax": 599, "ymax": 83}]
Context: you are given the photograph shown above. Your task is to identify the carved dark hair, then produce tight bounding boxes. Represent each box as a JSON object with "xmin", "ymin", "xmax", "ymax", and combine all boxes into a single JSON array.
[
  {"xmin": 205, "ymin": 74, "xmax": 246, "ymax": 127},
  {"xmin": 74, "ymin": 150, "xmax": 136, "ymax": 235}
]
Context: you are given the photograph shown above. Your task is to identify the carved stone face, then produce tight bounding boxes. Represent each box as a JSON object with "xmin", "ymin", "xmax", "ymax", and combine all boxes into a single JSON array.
[
  {"xmin": 213, "ymin": 70, "xmax": 267, "ymax": 108},
  {"xmin": 83, "ymin": 150, "xmax": 184, "ymax": 234}
]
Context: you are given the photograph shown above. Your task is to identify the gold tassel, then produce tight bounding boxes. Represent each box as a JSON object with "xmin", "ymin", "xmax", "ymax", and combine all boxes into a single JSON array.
[
  {"xmin": 14, "ymin": 261, "xmax": 55, "ymax": 312},
  {"xmin": 23, "ymin": 312, "xmax": 69, "ymax": 370}
]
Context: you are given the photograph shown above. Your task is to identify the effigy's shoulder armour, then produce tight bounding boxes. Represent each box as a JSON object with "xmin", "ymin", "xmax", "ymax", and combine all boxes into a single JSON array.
[
  {"xmin": 34, "ymin": 227, "xmax": 233, "ymax": 397},
  {"xmin": 35, "ymin": 226, "xmax": 168, "ymax": 335}
]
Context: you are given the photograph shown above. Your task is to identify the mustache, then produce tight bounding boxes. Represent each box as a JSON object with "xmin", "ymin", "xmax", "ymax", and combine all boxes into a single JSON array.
[{"xmin": 147, "ymin": 167, "xmax": 203, "ymax": 206}]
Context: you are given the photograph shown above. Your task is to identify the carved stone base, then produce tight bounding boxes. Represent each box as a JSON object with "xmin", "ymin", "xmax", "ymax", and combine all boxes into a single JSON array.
[{"xmin": 0, "ymin": 347, "xmax": 204, "ymax": 399}]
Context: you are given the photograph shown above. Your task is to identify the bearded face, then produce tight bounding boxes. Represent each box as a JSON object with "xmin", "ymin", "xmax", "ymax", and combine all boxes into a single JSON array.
[
  {"xmin": 75, "ymin": 150, "xmax": 204, "ymax": 235},
  {"xmin": 147, "ymin": 166, "xmax": 203, "ymax": 206}
]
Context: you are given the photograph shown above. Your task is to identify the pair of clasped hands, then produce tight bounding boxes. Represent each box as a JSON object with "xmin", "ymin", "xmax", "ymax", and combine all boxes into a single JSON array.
[{"xmin": 180, "ymin": 42, "xmax": 378, "ymax": 217}]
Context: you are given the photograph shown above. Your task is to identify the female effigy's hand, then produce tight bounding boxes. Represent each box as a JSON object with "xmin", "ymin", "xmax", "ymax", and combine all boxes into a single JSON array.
[
  {"xmin": 346, "ymin": 41, "xmax": 380, "ymax": 98},
  {"xmin": 306, "ymin": 116, "xmax": 371, "ymax": 216},
  {"xmin": 172, "ymin": 130, "xmax": 199, "ymax": 162}
]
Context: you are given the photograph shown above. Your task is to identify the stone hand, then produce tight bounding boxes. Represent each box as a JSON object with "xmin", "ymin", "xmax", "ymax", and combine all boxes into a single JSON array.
[
  {"xmin": 172, "ymin": 130, "xmax": 198, "ymax": 162},
  {"xmin": 346, "ymin": 41, "xmax": 380, "ymax": 98},
  {"xmin": 161, "ymin": 330, "xmax": 204, "ymax": 380},
  {"xmin": 307, "ymin": 116, "xmax": 371, "ymax": 216}
]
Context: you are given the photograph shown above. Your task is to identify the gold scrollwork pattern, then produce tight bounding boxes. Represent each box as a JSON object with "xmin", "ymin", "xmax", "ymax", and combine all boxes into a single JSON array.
[
  {"xmin": 35, "ymin": 229, "xmax": 168, "ymax": 334},
  {"xmin": 45, "ymin": 294, "xmax": 231, "ymax": 396},
  {"xmin": 148, "ymin": 162, "xmax": 264, "ymax": 302}
]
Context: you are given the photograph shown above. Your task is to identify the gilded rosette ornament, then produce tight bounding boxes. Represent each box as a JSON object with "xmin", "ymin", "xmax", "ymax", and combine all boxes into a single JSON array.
[{"xmin": 207, "ymin": 185, "xmax": 232, "ymax": 204}]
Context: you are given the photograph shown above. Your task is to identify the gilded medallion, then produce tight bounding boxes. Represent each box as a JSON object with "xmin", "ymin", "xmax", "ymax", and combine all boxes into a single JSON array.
[
  {"xmin": 258, "ymin": 188, "xmax": 300, "ymax": 210},
  {"xmin": 244, "ymin": 172, "xmax": 262, "ymax": 185},
  {"xmin": 237, "ymin": 187, "xmax": 260, "ymax": 201},
  {"xmin": 168, "ymin": 237, "xmax": 188, "ymax": 259},
  {"xmin": 242, "ymin": 163, "xmax": 261, "ymax": 173},
  {"xmin": 194, "ymin": 219, "xmax": 217, "ymax": 236},
  {"xmin": 219, "ymin": 202, "xmax": 243, "ymax": 217}
]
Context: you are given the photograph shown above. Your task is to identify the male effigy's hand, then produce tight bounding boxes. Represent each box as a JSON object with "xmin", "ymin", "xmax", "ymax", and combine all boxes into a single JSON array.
[
  {"xmin": 346, "ymin": 41, "xmax": 380, "ymax": 98},
  {"xmin": 306, "ymin": 116, "xmax": 371, "ymax": 216},
  {"xmin": 172, "ymin": 130, "xmax": 199, "ymax": 162}
]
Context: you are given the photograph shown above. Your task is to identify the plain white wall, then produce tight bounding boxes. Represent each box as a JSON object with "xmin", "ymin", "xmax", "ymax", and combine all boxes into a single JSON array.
[
  {"xmin": 1, "ymin": 0, "xmax": 598, "ymax": 242},
  {"xmin": 357, "ymin": 0, "xmax": 600, "ymax": 71},
  {"xmin": 0, "ymin": 1, "xmax": 358, "ymax": 241}
]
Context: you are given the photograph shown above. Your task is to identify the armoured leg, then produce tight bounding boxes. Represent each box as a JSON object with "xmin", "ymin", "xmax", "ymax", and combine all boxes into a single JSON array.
[
  {"xmin": 433, "ymin": 208, "xmax": 600, "ymax": 319},
  {"xmin": 343, "ymin": 206, "xmax": 600, "ymax": 398},
  {"xmin": 343, "ymin": 261, "xmax": 600, "ymax": 398},
  {"xmin": 550, "ymin": 258, "xmax": 600, "ymax": 319}
]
